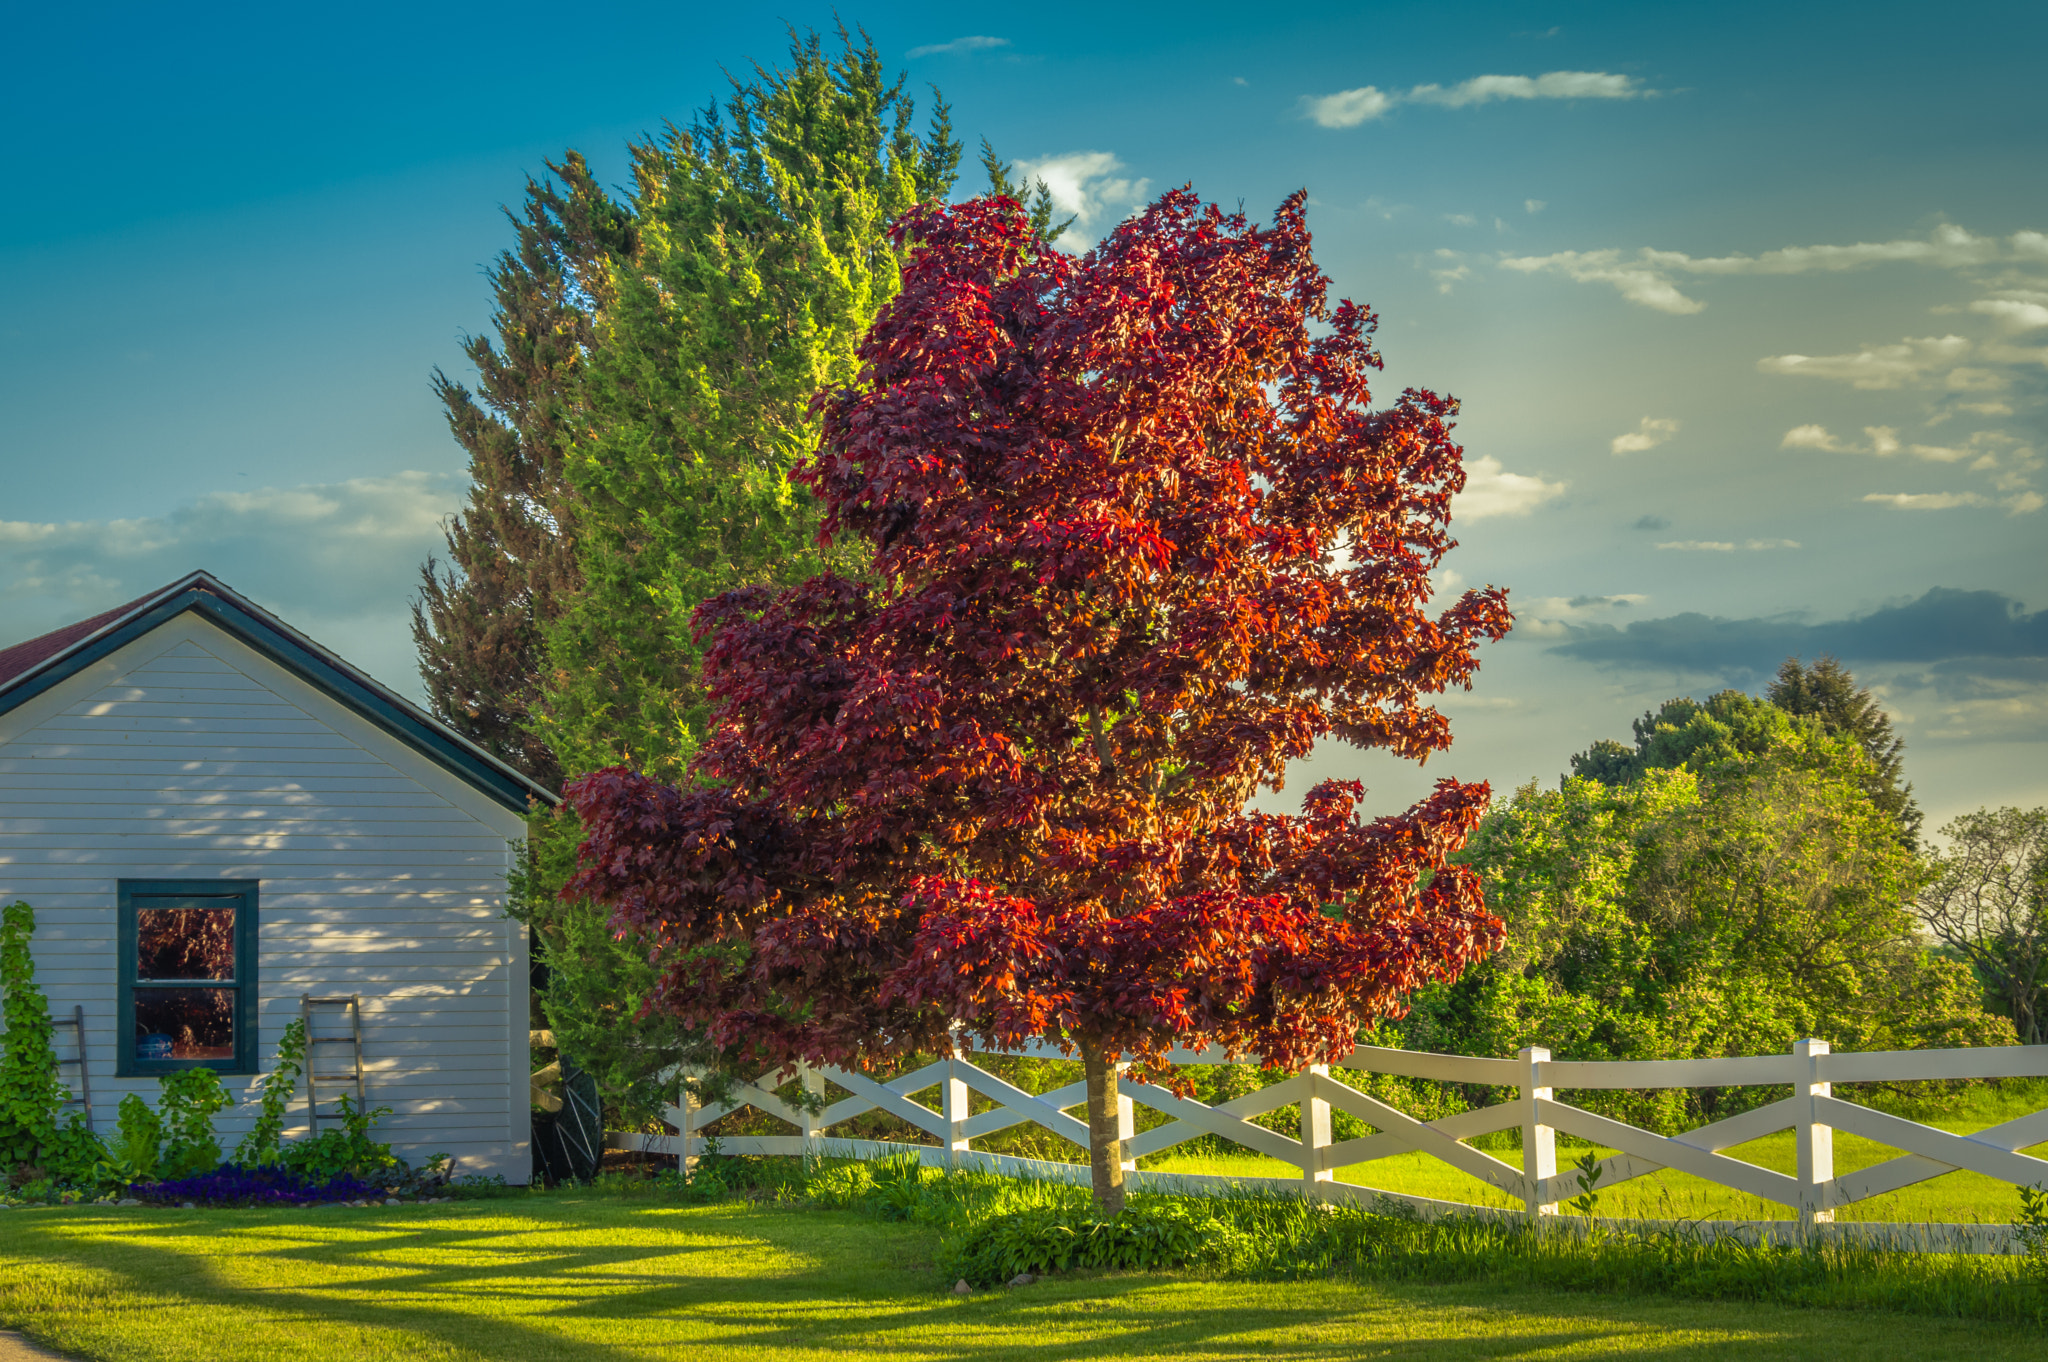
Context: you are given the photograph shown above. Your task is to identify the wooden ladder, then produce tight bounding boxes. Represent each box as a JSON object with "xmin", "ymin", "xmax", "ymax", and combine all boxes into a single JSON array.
[
  {"xmin": 300, "ymin": 994, "xmax": 365, "ymax": 1135},
  {"xmin": 51, "ymin": 1004, "xmax": 93, "ymax": 1133}
]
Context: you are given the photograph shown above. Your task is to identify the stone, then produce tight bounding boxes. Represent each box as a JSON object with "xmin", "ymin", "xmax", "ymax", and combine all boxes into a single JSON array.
[
  {"xmin": 385, "ymin": 1198, "xmax": 400, "ymax": 1207},
  {"xmin": 953, "ymin": 1279, "xmax": 973, "ymax": 1295},
  {"xmin": 1008, "ymin": 1273, "xmax": 1036, "ymax": 1287},
  {"xmin": 180, "ymin": 1202, "xmax": 197, "ymax": 1210},
  {"xmin": 116, "ymin": 1199, "xmax": 142, "ymax": 1207}
]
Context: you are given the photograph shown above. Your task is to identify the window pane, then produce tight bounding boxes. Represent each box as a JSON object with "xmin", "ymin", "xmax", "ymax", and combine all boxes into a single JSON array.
[
  {"xmin": 136, "ymin": 903, "xmax": 237, "ymax": 981},
  {"xmin": 134, "ymin": 987, "xmax": 236, "ymax": 1060}
]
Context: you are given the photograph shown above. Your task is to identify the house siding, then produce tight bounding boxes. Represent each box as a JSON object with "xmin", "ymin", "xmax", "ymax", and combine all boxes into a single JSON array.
[{"xmin": 0, "ymin": 615, "xmax": 530, "ymax": 1180}]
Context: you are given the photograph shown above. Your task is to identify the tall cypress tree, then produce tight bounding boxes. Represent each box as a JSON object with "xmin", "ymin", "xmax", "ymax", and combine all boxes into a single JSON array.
[
  {"xmin": 412, "ymin": 155, "xmax": 633, "ymax": 789},
  {"xmin": 533, "ymin": 31, "xmax": 962, "ymax": 782},
  {"xmin": 421, "ymin": 29, "xmax": 965, "ymax": 1119}
]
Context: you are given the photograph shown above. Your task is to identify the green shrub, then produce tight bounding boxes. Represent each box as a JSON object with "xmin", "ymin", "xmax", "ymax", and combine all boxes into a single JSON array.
[
  {"xmin": 274, "ymin": 1095, "xmax": 397, "ymax": 1181},
  {"xmin": 940, "ymin": 1201, "xmax": 1227, "ymax": 1287},
  {"xmin": 156, "ymin": 1069, "xmax": 231, "ymax": 1178}
]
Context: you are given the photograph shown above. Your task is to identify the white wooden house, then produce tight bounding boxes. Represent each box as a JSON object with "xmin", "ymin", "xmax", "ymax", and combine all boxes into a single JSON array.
[{"xmin": 0, "ymin": 571, "xmax": 552, "ymax": 1181}]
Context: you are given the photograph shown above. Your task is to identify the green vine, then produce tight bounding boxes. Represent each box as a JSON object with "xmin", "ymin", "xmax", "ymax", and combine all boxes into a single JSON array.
[
  {"xmin": 233, "ymin": 1018, "xmax": 306, "ymax": 1167},
  {"xmin": 1, "ymin": 901, "xmax": 71, "ymax": 1170}
]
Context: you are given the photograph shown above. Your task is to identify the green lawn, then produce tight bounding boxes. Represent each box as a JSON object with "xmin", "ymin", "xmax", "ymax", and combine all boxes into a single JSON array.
[
  {"xmin": 1141, "ymin": 1084, "xmax": 2048, "ymax": 1224},
  {"xmin": 0, "ymin": 1197, "xmax": 2042, "ymax": 1361}
]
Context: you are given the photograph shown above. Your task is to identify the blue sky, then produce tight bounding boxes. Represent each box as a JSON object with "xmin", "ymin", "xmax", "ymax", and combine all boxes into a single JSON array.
[{"xmin": 3, "ymin": 1, "xmax": 2044, "ymax": 832}]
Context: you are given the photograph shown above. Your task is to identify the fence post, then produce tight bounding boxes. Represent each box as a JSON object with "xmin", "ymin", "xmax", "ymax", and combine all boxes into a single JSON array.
[
  {"xmin": 799, "ymin": 1064, "xmax": 827, "ymax": 1152},
  {"xmin": 678, "ymin": 1083, "xmax": 697, "ymax": 1178},
  {"xmin": 1302, "ymin": 1063, "xmax": 1334, "ymax": 1198},
  {"xmin": 1794, "ymin": 1038, "xmax": 1834, "ymax": 1233},
  {"xmin": 1116, "ymin": 1062, "xmax": 1137, "ymax": 1173},
  {"xmin": 1519, "ymin": 1045, "xmax": 1557, "ymax": 1222},
  {"xmin": 942, "ymin": 1048, "xmax": 972, "ymax": 1170}
]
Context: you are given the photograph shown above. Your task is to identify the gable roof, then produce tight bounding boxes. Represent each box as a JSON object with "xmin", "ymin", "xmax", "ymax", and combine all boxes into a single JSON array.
[{"xmin": 0, "ymin": 571, "xmax": 556, "ymax": 813}]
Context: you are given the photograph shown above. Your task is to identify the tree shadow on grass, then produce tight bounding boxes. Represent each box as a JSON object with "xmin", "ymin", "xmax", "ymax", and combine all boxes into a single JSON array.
[{"xmin": 1, "ymin": 1202, "xmax": 2041, "ymax": 1361}]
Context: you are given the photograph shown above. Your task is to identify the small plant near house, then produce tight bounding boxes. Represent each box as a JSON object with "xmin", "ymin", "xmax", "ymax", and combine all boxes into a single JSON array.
[
  {"xmin": 111, "ymin": 1093, "xmax": 164, "ymax": 1182},
  {"xmin": 274, "ymin": 1094, "xmax": 398, "ymax": 1182},
  {"xmin": 232, "ymin": 1018, "xmax": 306, "ymax": 1167},
  {"xmin": 155, "ymin": 1068, "xmax": 232, "ymax": 1179}
]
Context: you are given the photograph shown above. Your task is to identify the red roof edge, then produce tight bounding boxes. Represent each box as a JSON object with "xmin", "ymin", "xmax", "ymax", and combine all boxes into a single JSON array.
[{"xmin": 0, "ymin": 587, "xmax": 168, "ymax": 692}]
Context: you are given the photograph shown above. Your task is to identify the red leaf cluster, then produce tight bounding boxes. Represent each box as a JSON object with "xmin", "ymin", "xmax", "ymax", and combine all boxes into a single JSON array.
[{"xmin": 564, "ymin": 187, "xmax": 1512, "ymax": 1079}]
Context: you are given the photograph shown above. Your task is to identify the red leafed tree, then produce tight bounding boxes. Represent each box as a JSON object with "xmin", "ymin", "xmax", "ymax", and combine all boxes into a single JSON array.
[{"xmin": 564, "ymin": 188, "xmax": 1513, "ymax": 1211}]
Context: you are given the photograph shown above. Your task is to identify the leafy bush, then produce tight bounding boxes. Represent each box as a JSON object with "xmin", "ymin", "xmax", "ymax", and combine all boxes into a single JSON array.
[
  {"xmin": 273, "ymin": 1095, "xmax": 398, "ymax": 1182},
  {"xmin": 156, "ymin": 1069, "xmax": 232, "ymax": 1178},
  {"xmin": 940, "ymin": 1201, "xmax": 1227, "ymax": 1287}
]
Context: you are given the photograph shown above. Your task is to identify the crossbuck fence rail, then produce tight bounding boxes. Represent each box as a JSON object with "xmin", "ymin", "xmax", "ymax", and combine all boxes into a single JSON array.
[{"xmin": 606, "ymin": 1039, "xmax": 2048, "ymax": 1254}]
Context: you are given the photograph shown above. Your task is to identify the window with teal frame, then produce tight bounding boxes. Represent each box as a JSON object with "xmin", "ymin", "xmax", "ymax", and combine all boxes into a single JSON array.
[{"xmin": 116, "ymin": 880, "xmax": 259, "ymax": 1076}]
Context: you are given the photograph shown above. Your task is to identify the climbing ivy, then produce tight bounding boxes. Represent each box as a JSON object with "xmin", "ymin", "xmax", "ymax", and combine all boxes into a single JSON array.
[
  {"xmin": 1, "ymin": 901, "xmax": 73, "ymax": 1170},
  {"xmin": 233, "ymin": 1018, "xmax": 306, "ymax": 1167}
]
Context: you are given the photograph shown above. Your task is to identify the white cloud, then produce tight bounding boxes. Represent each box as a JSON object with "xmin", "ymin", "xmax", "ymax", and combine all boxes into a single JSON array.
[
  {"xmin": 1861, "ymin": 491, "xmax": 1991, "ymax": 510},
  {"xmin": 1757, "ymin": 335, "xmax": 1973, "ymax": 389},
  {"xmin": 1781, "ymin": 423, "xmax": 1850, "ymax": 452},
  {"xmin": 1610, "ymin": 416, "xmax": 1680, "ymax": 455},
  {"xmin": 1301, "ymin": 70, "xmax": 1644, "ymax": 128},
  {"xmin": 0, "ymin": 471, "xmax": 463, "ymax": 698},
  {"xmin": 907, "ymin": 35, "xmax": 1009, "ymax": 58},
  {"xmin": 1497, "ymin": 250, "xmax": 1706, "ymax": 314},
  {"xmin": 1011, "ymin": 151, "xmax": 1152, "ymax": 250},
  {"xmin": 1453, "ymin": 456, "xmax": 1567, "ymax": 520},
  {"xmin": 1444, "ymin": 213, "xmax": 1476, "ymax": 227},
  {"xmin": 1779, "ymin": 423, "xmax": 1978, "ymax": 461},
  {"xmin": 1524, "ymin": 199, "xmax": 1546, "ymax": 214},
  {"xmin": 1409, "ymin": 71, "xmax": 1645, "ymax": 107},
  {"xmin": 1971, "ymin": 297, "xmax": 2048, "ymax": 331},
  {"xmin": 1500, "ymin": 225, "xmax": 2042, "ymax": 313},
  {"xmin": 1655, "ymin": 539, "xmax": 1801, "ymax": 551},
  {"xmin": 1302, "ymin": 86, "xmax": 1396, "ymax": 128}
]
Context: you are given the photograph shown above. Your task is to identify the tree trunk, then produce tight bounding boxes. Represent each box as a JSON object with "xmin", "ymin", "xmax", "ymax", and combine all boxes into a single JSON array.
[{"xmin": 1082, "ymin": 1047, "xmax": 1127, "ymax": 1215}]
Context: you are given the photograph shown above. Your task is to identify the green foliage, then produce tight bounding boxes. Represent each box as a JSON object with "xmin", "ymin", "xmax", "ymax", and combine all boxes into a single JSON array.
[
  {"xmin": 113, "ymin": 1093, "xmax": 163, "ymax": 1182},
  {"xmin": 156, "ymin": 1069, "xmax": 231, "ymax": 1179},
  {"xmin": 940, "ymin": 1201, "xmax": 1225, "ymax": 1287},
  {"xmin": 232, "ymin": 1019, "xmax": 306, "ymax": 1168},
  {"xmin": 515, "ymin": 29, "xmax": 965, "ymax": 1126},
  {"xmin": 0, "ymin": 901, "xmax": 64, "ymax": 1168},
  {"xmin": 1426, "ymin": 710, "xmax": 2013, "ymax": 1129},
  {"xmin": 275, "ymin": 1095, "xmax": 398, "ymax": 1182},
  {"xmin": 1566, "ymin": 1148, "xmax": 1606, "ymax": 1219},
  {"xmin": 1918, "ymin": 806, "xmax": 2048, "ymax": 1045},
  {"xmin": 0, "ymin": 901, "xmax": 103, "ymax": 1183},
  {"xmin": 2018, "ymin": 1184, "xmax": 2048, "ymax": 1282},
  {"xmin": 534, "ymin": 29, "xmax": 960, "ymax": 783},
  {"xmin": 1769, "ymin": 656, "xmax": 1920, "ymax": 843}
]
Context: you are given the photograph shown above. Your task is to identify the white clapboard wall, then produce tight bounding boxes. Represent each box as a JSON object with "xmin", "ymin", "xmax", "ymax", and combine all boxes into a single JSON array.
[{"xmin": 0, "ymin": 613, "xmax": 529, "ymax": 1179}]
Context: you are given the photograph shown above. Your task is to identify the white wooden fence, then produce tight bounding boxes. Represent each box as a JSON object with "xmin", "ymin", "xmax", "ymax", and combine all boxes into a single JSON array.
[{"xmin": 606, "ymin": 1038, "xmax": 2048, "ymax": 1253}]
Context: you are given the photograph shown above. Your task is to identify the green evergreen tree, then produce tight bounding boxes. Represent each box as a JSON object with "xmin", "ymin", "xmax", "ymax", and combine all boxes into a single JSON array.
[
  {"xmin": 533, "ymin": 29, "xmax": 961, "ymax": 781},
  {"xmin": 411, "ymin": 155, "xmax": 632, "ymax": 789},
  {"xmin": 1768, "ymin": 655, "xmax": 1920, "ymax": 844},
  {"xmin": 506, "ymin": 29, "xmax": 963, "ymax": 1123}
]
